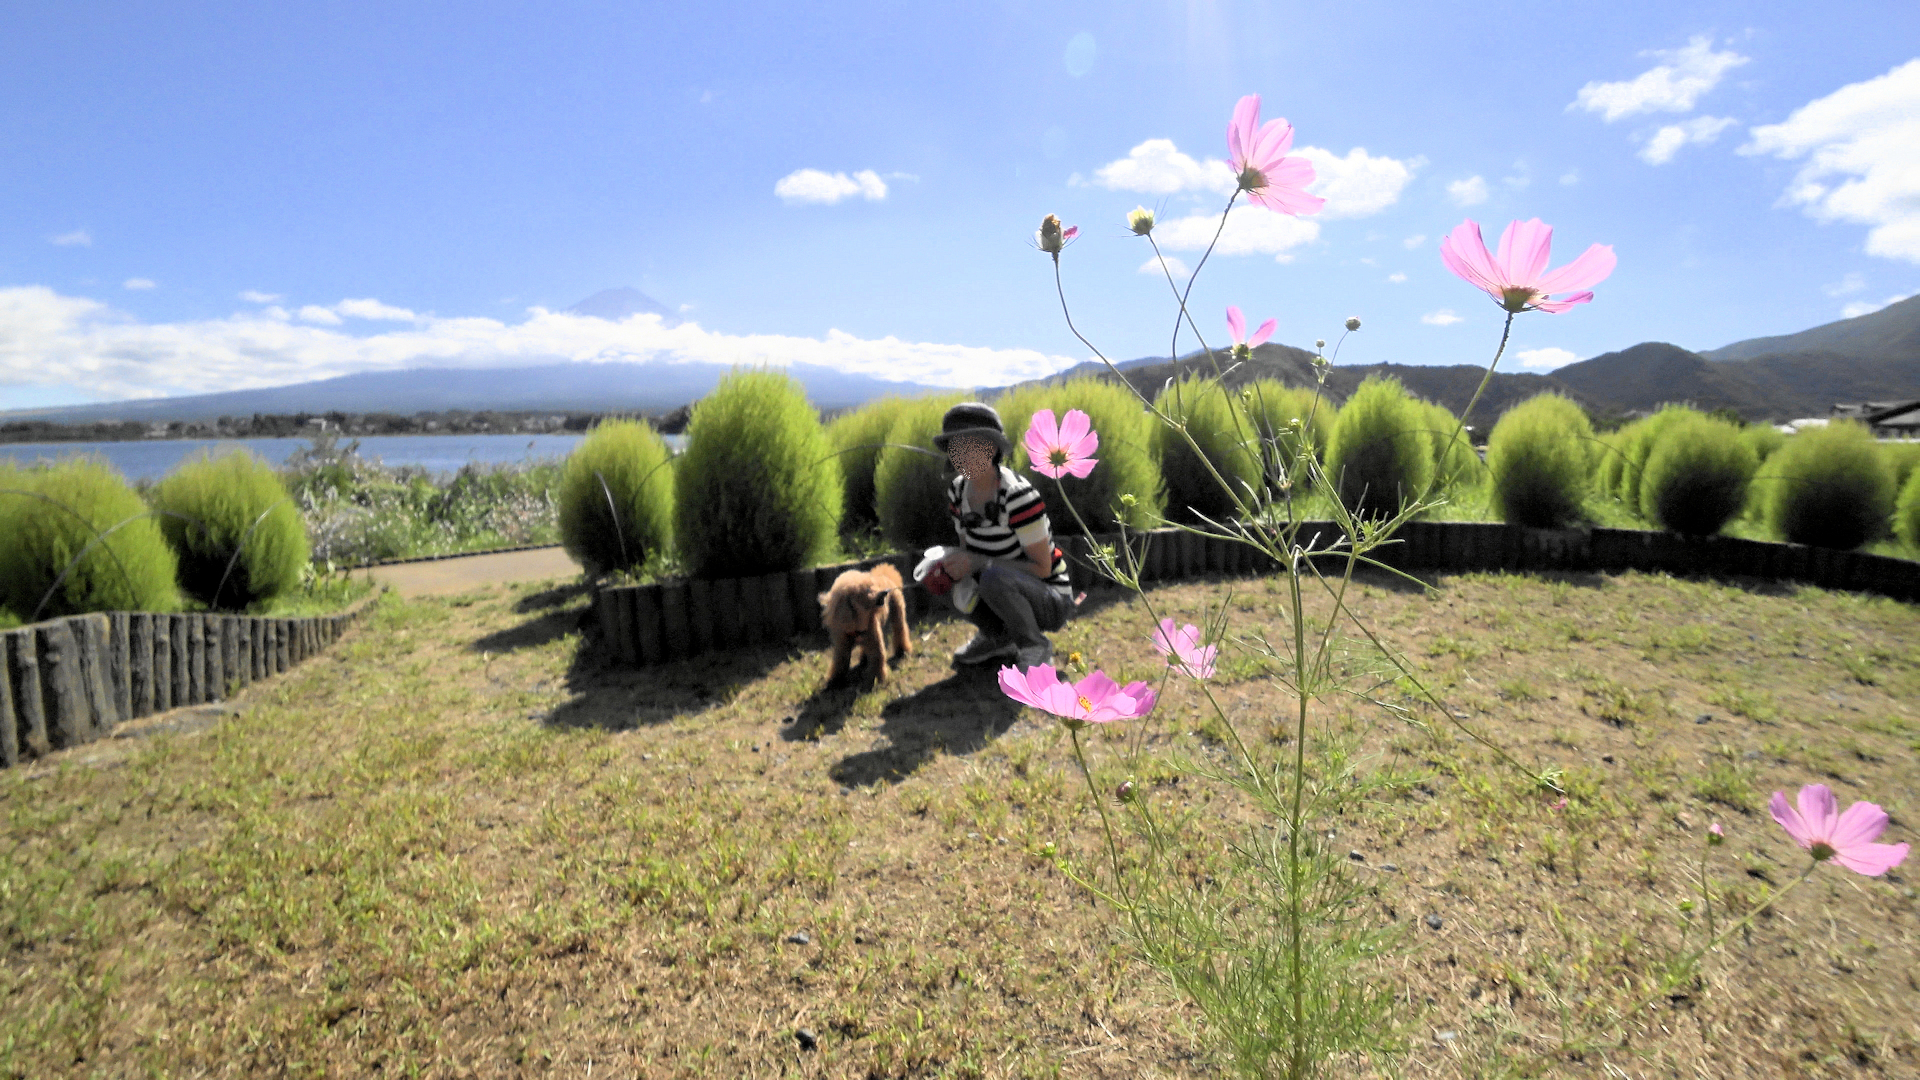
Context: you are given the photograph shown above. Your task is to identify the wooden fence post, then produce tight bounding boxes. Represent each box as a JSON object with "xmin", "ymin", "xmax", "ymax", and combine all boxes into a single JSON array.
[
  {"xmin": 760, "ymin": 573, "xmax": 793, "ymax": 644},
  {"xmin": 37, "ymin": 621, "xmax": 86, "ymax": 749},
  {"xmin": 7, "ymin": 631, "xmax": 50, "ymax": 758},
  {"xmin": 687, "ymin": 579, "xmax": 716, "ymax": 659},
  {"xmin": 634, "ymin": 586, "xmax": 665, "ymax": 665},
  {"xmin": 787, "ymin": 570, "xmax": 819, "ymax": 636},
  {"xmin": 0, "ymin": 635, "xmax": 16, "ymax": 768},
  {"xmin": 108, "ymin": 612, "xmax": 131, "ymax": 723},
  {"xmin": 660, "ymin": 582, "xmax": 694, "ymax": 661},
  {"xmin": 130, "ymin": 614, "xmax": 154, "ymax": 718},
  {"xmin": 72, "ymin": 615, "xmax": 118, "ymax": 738}
]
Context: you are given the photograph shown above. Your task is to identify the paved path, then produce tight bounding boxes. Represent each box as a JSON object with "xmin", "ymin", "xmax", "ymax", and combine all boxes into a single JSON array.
[{"xmin": 366, "ymin": 546, "xmax": 582, "ymax": 598}]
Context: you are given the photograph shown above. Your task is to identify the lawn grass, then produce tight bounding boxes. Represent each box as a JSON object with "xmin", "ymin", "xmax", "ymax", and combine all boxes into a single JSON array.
[{"xmin": 2, "ymin": 562, "xmax": 1916, "ymax": 1077}]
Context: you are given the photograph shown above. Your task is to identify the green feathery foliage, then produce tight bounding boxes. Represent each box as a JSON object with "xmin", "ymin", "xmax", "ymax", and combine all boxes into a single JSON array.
[
  {"xmin": 873, "ymin": 392, "xmax": 973, "ymax": 554},
  {"xmin": 992, "ymin": 375, "xmax": 1165, "ymax": 534},
  {"xmin": 673, "ymin": 367, "xmax": 843, "ymax": 578},
  {"xmin": 1760, "ymin": 420, "xmax": 1896, "ymax": 550},
  {"xmin": 1638, "ymin": 412, "xmax": 1759, "ymax": 537},
  {"xmin": 557, "ymin": 419, "xmax": 676, "ymax": 577},
  {"xmin": 1487, "ymin": 393, "xmax": 1594, "ymax": 529},
  {"xmin": 0, "ymin": 457, "xmax": 179, "ymax": 620},
  {"xmin": 150, "ymin": 450, "xmax": 310, "ymax": 609},
  {"xmin": 1151, "ymin": 373, "xmax": 1264, "ymax": 525},
  {"xmin": 826, "ymin": 395, "xmax": 915, "ymax": 539},
  {"xmin": 1893, "ymin": 463, "xmax": 1920, "ymax": 553},
  {"xmin": 1236, "ymin": 378, "xmax": 1335, "ymax": 497},
  {"xmin": 1324, "ymin": 376, "xmax": 1435, "ymax": 520}
]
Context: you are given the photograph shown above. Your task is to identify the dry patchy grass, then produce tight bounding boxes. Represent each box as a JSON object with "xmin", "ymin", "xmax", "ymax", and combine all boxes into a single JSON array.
[{"xmin": 2, "ymin": 564, "xmax": 1916, "ymax": 1078}]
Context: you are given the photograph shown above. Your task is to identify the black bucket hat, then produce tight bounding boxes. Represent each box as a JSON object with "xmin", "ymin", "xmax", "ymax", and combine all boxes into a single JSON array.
[{"xmin": 931, "ymin": 401, "xmax": 1014, "ymax": 458}]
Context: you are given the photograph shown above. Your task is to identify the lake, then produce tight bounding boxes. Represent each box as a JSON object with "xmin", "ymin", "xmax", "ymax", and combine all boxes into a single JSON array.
[{"xmin": 0, "ymin": 433, "xmax": 691, "ymax": 482}]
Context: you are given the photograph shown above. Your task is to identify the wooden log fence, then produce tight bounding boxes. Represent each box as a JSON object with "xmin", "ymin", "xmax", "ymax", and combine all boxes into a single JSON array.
[
  {"xmin": 2, "ymin": 604, "xmax": 372, "ymax": 769},
  {"xmin": 590, "ymin": 523, "xmax": 1919, "ymax": 670}
]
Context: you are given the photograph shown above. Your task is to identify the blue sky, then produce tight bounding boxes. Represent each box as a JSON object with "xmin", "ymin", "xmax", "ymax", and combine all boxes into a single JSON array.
[{"xmin": 3, "ymin": 1, "xmax": 1916, "ymax": 410}]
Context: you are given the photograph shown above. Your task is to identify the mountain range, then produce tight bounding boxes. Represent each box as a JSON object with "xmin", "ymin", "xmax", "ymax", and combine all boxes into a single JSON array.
[{"xmin": 5, "ymin": 290, "xmax": 1916, "ymax": 428}]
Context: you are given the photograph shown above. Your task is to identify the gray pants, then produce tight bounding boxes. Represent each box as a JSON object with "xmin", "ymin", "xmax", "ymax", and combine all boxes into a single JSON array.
[{"xmin": 947, "ymin": 563, "xmax": 1072, "ymax": 649}]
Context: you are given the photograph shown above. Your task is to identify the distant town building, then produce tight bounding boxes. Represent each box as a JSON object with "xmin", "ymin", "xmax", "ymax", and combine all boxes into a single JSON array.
[{"xmin": 1830, "ymin": 400, "xmax": 1920, "ymax": 439}]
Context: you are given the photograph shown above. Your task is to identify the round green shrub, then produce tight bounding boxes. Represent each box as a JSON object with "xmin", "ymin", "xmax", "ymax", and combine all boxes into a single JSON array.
[
  {"xmin": 1881, "ymin": 440, "xmax": 1920, "ymax": 494},
  {"xmin": 1893, "ymin": 465, "xmax": 1920, "ymax": 552},
  {"xmin": 826, "ymin": 395, "xmax": 914, "ymax": 538},
  {"xmin": 674, "ymin": 367, "xmax": 843, "ymax": 578},
  {"xmin": 557, "ymin": 419, "xmax": 676, "ymax": 577},
  {"xmin": 992, "ymin": 375, "xmax": 1165, "ymax": 534},
  {"xmin": 1325, "ymin": 376, "xmax": 1435, "ymax": 520},
  {"xmin": 1760, "ymin": 420, "xmax": 1896, "ymax": 550},
  {"xmin": 0, "ymin": 457, "xmax": 179, "ymax": 619},
  {"xmin": 1637, "ymin": 413, "xmax": 1758, "ymax": 537},
  {"xmin": 873, "ymin": 392, "xmax": 973, "ymax": 553},
  {"xmin": 1741, "ymin": 424, "xmax": 1787, "ymax": 465},
  {"xmin": 1487, "ymin": 392, "xmax": 1595, "ymax": 529},
  {"xmin": 150, "ymin": 450, "xmax": 310, "ymax": 609},
  {"xmin": 1237, "ymin": 378, "xmax": 1334, "ymax": 495},
  {"xmin": 1612, "ymin": 406, "xmax": 1695, "ymax": 514},
  {"xmin": 1151, "ymin": 373, "xmax": 1263, "ymax": 524}
]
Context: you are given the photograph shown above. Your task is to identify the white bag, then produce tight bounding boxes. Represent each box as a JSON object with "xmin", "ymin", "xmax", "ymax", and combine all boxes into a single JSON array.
[{"xmin": 915, "ymin": 545, "xmax": 978, "ymax": 614}]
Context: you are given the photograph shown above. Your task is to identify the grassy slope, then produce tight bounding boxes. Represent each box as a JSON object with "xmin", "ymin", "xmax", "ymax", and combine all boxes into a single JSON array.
[{"xmin": 2, "ymin": 563, "xmax": 1916, "ymax": 1078}]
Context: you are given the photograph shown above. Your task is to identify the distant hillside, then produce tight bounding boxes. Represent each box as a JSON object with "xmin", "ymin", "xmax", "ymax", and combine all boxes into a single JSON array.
[
  {"xmin": 1703, "ymin": 293, "xmax": 1920, "ymax": 364},
  {"xmin": 1552, "ymin": 340, "xmax": 1920, "ymax": 421}
]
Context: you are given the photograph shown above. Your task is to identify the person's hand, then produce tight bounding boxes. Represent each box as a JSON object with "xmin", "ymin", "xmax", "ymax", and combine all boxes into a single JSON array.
[{"xmin": 941, "ymin": 550, "xmax": 977, "ymax": 578}]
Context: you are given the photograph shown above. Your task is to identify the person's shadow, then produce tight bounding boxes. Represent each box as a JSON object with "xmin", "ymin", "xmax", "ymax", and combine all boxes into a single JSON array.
[{"xmin": 822, "ymin": 664, "xmax": 1025, "ymax": 789}]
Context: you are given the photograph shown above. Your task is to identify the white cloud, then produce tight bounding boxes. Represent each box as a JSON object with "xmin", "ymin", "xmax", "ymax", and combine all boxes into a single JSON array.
[
  {"xmin": 297, "ymin": 305, "xmax": 343, "ymax": 325},
  {"xmin": 0, "ymin": 285, "xmax": 1079, "ymax": 403},
  {"xmin": 1153, "ymin": 205, "xmax": 1320, "ymax": 262},
  {"xmin": 1402, "ymin": 234, "xmax": 1426, "ymax": 249},
  {"xmin": 773, "ymin": 168, "xmax": 888, "ymax": 205},
  {"xmin": 336, "ymin": 297, "xmax": 417, "ymax": 321},
  {"xmin": 1639, "ymin": 115, "xmax": 1738, "ymax": 164},
  {"xmin": 1421, "ymin": 309, "xmax": 1464, "ymax": 326},
  {"xmin": 261, "ymin": 306, "xmax": 291, "ymax": 321},
  {"xmin": 1560, "ymin": 170, "xmax": 1580, "ymax": 185},
  {"xmin": 50, "ymin": 230, "xmax": 91, "ymax": 247},
  {"xmin": 1823, "ymin": 272, "xmax": 1866, "ymax": 297},
  {"xmin": 1138, "ymin": 255, "xmax": 1190, "ymax": 278},
  {"xmin": 1571, "ymin": 35, "xmax": 1750, "ymax": 122},
  {"xmin": 1447, "ymin": 176, "xmax": 1488, "ymax": 206},
  {"xmin": 1387, "ymin": 272, "xmax": 1408, "ymax": 283},
  {"xmin": 1740, "ymin": 59, "xmax": 1920, "ymax": 263},
  {"xmin": 122, "ymin": 278, "xmax": 155, "ymax": 291},
  {"xmin": 239, "ymin": 289, "xmax": 283, "ymax": 304},
  {"xmin": 1083, "ymin": 138, "xmax": 1420, "ymax": 218},
  {"xmin": 1841, "ymin": 292, "xmax": 1914, "ymax": 319},
  {"xmin": 1516, "ymin": 346, "xmax": 1579, "ymax": 370}
]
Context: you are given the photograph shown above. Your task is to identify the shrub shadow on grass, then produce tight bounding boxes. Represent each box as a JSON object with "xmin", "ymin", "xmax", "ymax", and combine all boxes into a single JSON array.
[
  {"xmin": 469, "ymin": 606, "xmax": 585, "ymax": 654},
  {"xmin": 825, "ymin": 666, "xmax": 1025, "ymax": 789},
  {"xmin": 542, "ymin": 634, "xmax": 802, "ymax": 733},
  {"xmin": 512, "ymin": 579, "xmax": 592, "ymax": 614}
]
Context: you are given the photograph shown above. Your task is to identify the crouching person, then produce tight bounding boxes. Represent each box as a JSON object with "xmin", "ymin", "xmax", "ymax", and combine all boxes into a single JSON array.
[{"xmin": 929, "ymin": 402, "xmax": 1074, "ymax": 673}]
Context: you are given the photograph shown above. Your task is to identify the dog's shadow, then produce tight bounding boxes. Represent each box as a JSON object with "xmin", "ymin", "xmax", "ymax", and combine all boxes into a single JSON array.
[{"xmin": 789, "ymin": 664, "xmax": 1022, "ymax": 790}]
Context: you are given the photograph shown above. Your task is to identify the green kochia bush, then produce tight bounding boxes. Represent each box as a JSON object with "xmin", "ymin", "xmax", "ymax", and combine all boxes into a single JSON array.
[
  {"xmin": 1414, "ymin": 398, "xmax": 1487, "ymax": 496},
  {"xmin": 992, "ymin": 375, "xmax": 1164, "ymax": 534},
  {"xmin": 0, "ymin": 458, "xmax": 179, "ymax": 620},
  {"xmin": 1883, "ymin": 440, "xmax": 1920, "ymax": 494},
  {"xmin": 1760, "ymin": 420, "xmax": 1896, "ymax": 550},
  {"xmin": 1487, "ymin": 392, "xmax": 1594, "ymax": 529},
  {"xmin": 151, "ymin": 450, "xmax": 310, "ymax": 608},
  {"xmin": 873, "ymin": 392, "xmax": 972, "ymax": 553},
  {"xmin": 1893, "ymin": 465, "xmax": 1920, "ymax": 553},
  {"xmin": 1237, "ymin": 378, "xmax": 1334, "ymax": 496},
  {"xmin": 1637, "ymin": 413, "xmax": 1758, "ymax": 537},
  {"xmin": 826, "ymin": 395, "xmax": 914, "ymax": 539},
  {"xmin": 1325, "ymin": 376, "xmax": 1434, "ymax": 520},
  {"xmin": 1741, "ymin": 424, "xmax": 1787, "ymax": 466},
  {"xmin": 557, "ymin": 419, "xmax": 675, "ymax": 577},
  {"xmin": 674, "ymin": 367, "xmax": 843, "ymax": 579},
  {"xmin": 1151, "ymin": 373, "xmax": 1263, "ymax": 524}
]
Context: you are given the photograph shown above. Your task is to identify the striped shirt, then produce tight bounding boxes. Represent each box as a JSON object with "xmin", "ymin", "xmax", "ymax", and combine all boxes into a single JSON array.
[{"xmin": 948, "ymin": 466, "xmax": 1073, "ymax": 600}]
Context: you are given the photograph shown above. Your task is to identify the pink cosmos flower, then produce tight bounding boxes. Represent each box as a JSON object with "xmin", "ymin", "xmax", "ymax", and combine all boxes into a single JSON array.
[
  {"xmin": 1226, "ymin": 305, "xmax": 1276, "ymax": 359},
  {"xmin": 1769, "ymin": 784, "xmax": 1909, "ymax": 877},
  {"xmin": 1024, "ymin": 408, "xmax": 1099, "ymax": 479},
  {"xmin": 1150, "ymin": 618, "xmax": 1217, "ymax": 679},
  {"xmin": 998, "ymin": 663, "xmax": 1158, "ymax": 726},
  {"xmin": 1227, "ymin": 95, "xmax": 1325, "ymax": 217},
  {"xmin": 1440, "ymin": 218, "xmax": 1617, "ymax": 314}
]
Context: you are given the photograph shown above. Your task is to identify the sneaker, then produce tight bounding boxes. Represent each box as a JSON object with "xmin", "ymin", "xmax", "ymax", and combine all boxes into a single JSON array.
[
  {"xmin": 1014, "ymin": 643, "xmax": 1053, "ymax": 673},
  {"xmin": 952, "ymin": 632, "xmax": 1018, "ymax": 666}
]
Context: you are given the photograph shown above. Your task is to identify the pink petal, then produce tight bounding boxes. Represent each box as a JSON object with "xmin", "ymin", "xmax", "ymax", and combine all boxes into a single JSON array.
[
  {"xmin": 1028, "ymin": 408, "xmax": 1061, "ymax": 446},
  {"xmin": 998, "ymin": 665, "xmax": 1049, "ymax": 709},
  {"xmin": 1067, "ymin": 428, "xmax": 1098, "ymax": 458},
  {"xmin": 1534, "ymin": 243, "xmax": 1618, "ymax": 296},
  {"xmin": 1024, "ymin": 429, "xmax": 1052, "ymax": 463},
  {"xmin": 1057, "ymin": 408, "xmax": 1091, "ymax": 447},
  {"xmin": 1250, "ymin": 118, "xmax": 1295, "ymax": 170},
  {"xmin": 1062, "ymin": 225, "xmax": 1078, "ymax": 241},
  {"xmin": 1076, "ymin": 670, "xmax": 1121, "ymax": 703},
  {"xmin": 1249, "ymin": 318, "xmax": 1276, "ymax": 348},
  {"xmin": 1798, "ymin": 785, "xmax": 1840, "ymax": 842},
  {"xmin": 1229, "ymin": 95, "xmax": 1261, "ymax": 167},
  {"xmin": 1226, "ymin": 305, "xmax": 1246, "ymax": 345},
  {"xmin": 1770, "ymin": 790, "xmax": 1815, "ymax": 848},
  {"xmin": 1530, "ymin": 293, "xmax": 1594, "ymax": 314},
  {"xmin": 1440, "ymin": 220, "xmax": 1505, "ymax": 295},
  {"xmin": 1065, "ymin": 457, "xmax": 1098, "ymax": 479},
  {"xmin": 1152, "ymin": 618, "xmax": 1179, "ymax": 655},
  {"xmin": 1031, "ymin": 460, "xmax": 1067, "ymax": 479},
  {"xmin": 1498, "ymin": 219, "xmax": 1555, "ymax": 286},
  {"xmin": 1832, "ymin": 841, "xmax": 1908, "ymax": 877},
  {"xmin": 1830, "ymin": 801, "xmax": 1891, "ymax": 851},
  {"xmin": 1248, "ymin": 185, "xmax": 1326, "ymax": 217}
]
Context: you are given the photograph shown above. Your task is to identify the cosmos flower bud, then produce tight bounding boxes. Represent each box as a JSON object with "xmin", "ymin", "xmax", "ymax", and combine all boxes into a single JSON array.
[
  {"xmin": 1345, "ymin": 316, "xmax": 1361, "ymax": 331},
  {"xmin": 1120, "ymin": 493, "xmax": 1136, "ymax": 507},
  {"xmin": 1116, "ymin": 779, "xmax": 1137, "ymax": 804},
  {"xmin": 1037, "ymin": 214, "xmax": 1078, "ymax": 254},
  {"xmin": 1128, "ymin": 207, "xmax": 1155, "ymax": 235},
  {"xmin": 1708, "ymin": 822, "xmax": 1725, "ymax": 846},
  {"xmin": 1315, "ymin": 339, "xmax": 1326, "ymax": 349}
]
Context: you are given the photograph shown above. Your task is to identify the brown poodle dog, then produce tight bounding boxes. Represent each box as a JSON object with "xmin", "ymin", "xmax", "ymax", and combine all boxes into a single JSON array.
[{"xmin": 818, "ymin": 564, "xmax": 912, "ymax": 688}]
